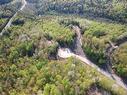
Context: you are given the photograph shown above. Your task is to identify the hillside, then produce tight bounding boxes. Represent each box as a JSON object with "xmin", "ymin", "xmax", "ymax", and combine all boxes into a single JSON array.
[
  {"xmin": 0, "ymin": 0, "xmax": 127, "ymax": 95},
  {"xmin": 26, "ymin": 0, "xmax": 127, "ymax": 22}
]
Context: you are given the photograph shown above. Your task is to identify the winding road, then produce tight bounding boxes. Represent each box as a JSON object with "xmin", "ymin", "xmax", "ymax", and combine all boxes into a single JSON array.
[
  {"xmin": 0, "ymin": 0, "xmax": 27, "ymax": 36},
  {"xmin": 58, "ymin": 26, "xmax": 127, "ymax": 90}
]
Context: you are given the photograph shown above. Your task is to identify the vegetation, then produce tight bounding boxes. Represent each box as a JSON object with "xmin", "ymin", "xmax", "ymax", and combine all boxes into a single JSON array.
[
  {"xmin": 111, "ymin": 43, "xmax": 127, "ymax": 78},
  {"xmin": 42, "ymin": 18, "xmax": 75, "ymax": 47},
  {"xmin": 1, "ymin": 0, "xmax": 127, "ymax": 94},
  {"xmin": 0, "ymin": 15, "xmax": 76, "ymax": 60},
  {"xmin": 82, "ymin": 20, "xmax": 127, "ymax": 65},
  {"xmin": 27, "ymin": 0, "xmax": 127, "ymax": 22},
  {"xmin": 0, "ymin": 0, "xmax": 22, "ymax": 31},
  {"xmin": 0, "ymin": 57, "xmax": 127, "ymax": 95},
  {"xmin": 81, "ymin": 18, "xmax": 127, "ymax": 78}
]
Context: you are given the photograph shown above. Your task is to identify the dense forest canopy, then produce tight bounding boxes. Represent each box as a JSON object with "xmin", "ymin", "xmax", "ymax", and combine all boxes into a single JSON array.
[
  {"xmin": 0, "ymin": 0, "xmax": 127, "ymax": 95},
  {"xmin": 25, "ymin": 0, "xmax": 127, "ymax": 22}
]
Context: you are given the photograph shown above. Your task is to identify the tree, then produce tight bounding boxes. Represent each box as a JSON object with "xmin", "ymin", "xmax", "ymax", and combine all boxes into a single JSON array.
[{"xmin": 43, "ymin": 84, "xmax": 61, "ymax": 95}]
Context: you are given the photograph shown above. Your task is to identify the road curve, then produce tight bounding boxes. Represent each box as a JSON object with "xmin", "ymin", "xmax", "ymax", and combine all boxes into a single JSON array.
[
  {"xmin": 58, "ymin": 47, "xmax": 127, "ymax": 90},
  {"xmin": 0, "ymin": 0, "xmax": 27, "ymax": 36},
  {"xmin": 58, "ymin": 26, "xmax": 127, "ymax": 90}
]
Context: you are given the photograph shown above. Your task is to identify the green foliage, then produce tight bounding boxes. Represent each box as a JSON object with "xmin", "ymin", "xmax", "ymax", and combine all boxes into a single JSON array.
[
  {"xmin": 17, "ymin": 41, "xmax": 34, "ymax": 56},
  {"xmin": 42, "ymin": 19, "xmax": 75, "ymax": 47},
  {"xmin": 36, "ymin": 61, "xmax": 47, "ymax": 70},
  {"xmin": 43, "ymin": 84, "xmax": 61, "ymax": 95},
  {"xmin": 8, "ymin": 47, "xmax": 19, "ymax": 63},
  {"xmin": 0, "ymin": 53, "xmax": 127, "ymax": 95},
  {"xmin": 82, "ymin": 21, "xmax": 127, "ymax": 65},
  {"xmin": 0, "ymin": 14, "xmax": 127, "ymax": 95},
  {"xmin": 27, "ymin": 0, "xmax": 127, "ymax": 22},
  {"xmin": 111, "ymin": 43, "xmax": 127, "ymax": 78},
  {"xmin": 59, "ymin": 19, "xmax": 80, "ymax": 27},
  {"xmin": 44, "ymin": 33, "xmax": 53, "ymax": 41},
  {"xmin": 47, "ymin": 44, "xmax": 58, "ymax": 55}
]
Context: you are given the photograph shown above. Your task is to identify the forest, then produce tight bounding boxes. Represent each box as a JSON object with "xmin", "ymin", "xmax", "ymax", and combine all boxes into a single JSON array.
[
  {"xmin": 26, "ymin": 0, "xmax": 127, "ymax": 22},
  {"xmin": 0, "ymin": 0, "xmax": 127, "ymax": 95}
]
